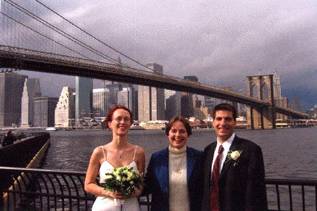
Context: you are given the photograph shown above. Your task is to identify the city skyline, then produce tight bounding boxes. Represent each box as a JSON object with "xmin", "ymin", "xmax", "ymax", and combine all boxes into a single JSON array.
[{"xmin": 1, "ymin": 71, "xmax": 315, "ymax": 129}]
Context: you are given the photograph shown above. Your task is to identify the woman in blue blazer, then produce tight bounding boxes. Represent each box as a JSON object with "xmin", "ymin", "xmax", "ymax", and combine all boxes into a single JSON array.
[{"xmin": 144, "ymin": 116, "xmax": 203, "ymax": 211}]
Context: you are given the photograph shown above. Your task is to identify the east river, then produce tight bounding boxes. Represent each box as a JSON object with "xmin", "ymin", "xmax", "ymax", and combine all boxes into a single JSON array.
[{"xmin": 42, "ymin": 127, "xmax": 317, "ymax": 180}]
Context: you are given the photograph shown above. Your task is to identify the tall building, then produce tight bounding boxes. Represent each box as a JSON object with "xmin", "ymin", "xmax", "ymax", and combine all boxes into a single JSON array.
[
  {"xmin": 181, "ymin": 75, "xmax": 199, "ymax": 117},
  {"xmin": 55, "ymin": 86, "xmax": 75, "ymax": 127},
  {"xmin": 21, "ymin": 78, "xmax": 41, "ymax": 127},
  {"xmin": 193, "ymin": 94, "xmax": 207, "ymax": 119},
  {"xmin": 75, "ymin": 76, "xmax": 93, "ymax": 122},
  {"xmin": 118, "ymin": 86, "xmax": 138, "ymax": 120},
  {"xmin": 106, "ymin": 83, "xmax": 122, "ymax": 109},
  {"xmin": 138, "ymin": 63, "xmax": 165, "ymax": 121},
  {"xmin": 33, "ymin": 96, "xmax": 58, "ymax": 127},
  {"xmin": 0, "ymin": 72, "xmax": 27, "ymax": 127},
  {"xmin": 184, "ymin": 76, "xmax": 198, "ymax": 82},
  {"xmin": 93, "ymin": 88, "xmax": 110, "ymax": 117},
  {"xmin": 165, "ymin": 90, "xmax": 181, "ymax": 120}
]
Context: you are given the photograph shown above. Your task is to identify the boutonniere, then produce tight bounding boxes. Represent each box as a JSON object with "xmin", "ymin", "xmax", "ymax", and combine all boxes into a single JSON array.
[{"xmin": 227, "ymin": 150, "xmax": 242, "ymax": 166}]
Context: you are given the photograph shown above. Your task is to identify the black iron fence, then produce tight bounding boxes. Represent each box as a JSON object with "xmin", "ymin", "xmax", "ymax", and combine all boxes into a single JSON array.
[
  {"xmin": 266, "ymin": 178, "xmax": 317, "ymax": 211},
  {"xmin": 0, "ymin": 166, "xmax": 316, "ymax": 211}
]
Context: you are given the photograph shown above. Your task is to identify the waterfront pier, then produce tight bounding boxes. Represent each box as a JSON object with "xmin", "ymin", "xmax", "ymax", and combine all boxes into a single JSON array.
[{"xmin": 0, "ymin": 132, "xmax": 50, "ymax": 209}]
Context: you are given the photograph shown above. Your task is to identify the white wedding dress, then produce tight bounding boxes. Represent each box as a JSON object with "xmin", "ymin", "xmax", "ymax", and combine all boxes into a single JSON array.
[{"xmin": 91, "ymin": 147, "xmax": 140, "ymax": 211}]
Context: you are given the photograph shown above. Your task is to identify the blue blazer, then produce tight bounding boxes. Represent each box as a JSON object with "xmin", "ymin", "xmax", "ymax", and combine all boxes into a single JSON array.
[{"xmin": 144, "ymin": 147, "xmax": 203, "ymax": 211}]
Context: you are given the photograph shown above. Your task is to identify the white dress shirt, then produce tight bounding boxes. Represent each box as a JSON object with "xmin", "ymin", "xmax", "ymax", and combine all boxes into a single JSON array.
[{"xmin": 211, "ymin": 133, "xmax": 235, "ymax": 172}]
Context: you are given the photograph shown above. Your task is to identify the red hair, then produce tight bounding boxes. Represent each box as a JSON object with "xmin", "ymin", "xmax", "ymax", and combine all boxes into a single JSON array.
[{"xmin": 105, "ymin": 105, "xmax": 133, "ymax": 128}]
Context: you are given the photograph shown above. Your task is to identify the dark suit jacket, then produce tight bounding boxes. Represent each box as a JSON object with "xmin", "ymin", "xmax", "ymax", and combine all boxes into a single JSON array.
[
  {"xmin": 144, "ymin": 147, "xmax": 203, "ymax": 211},
  {"xmin": 201, "ymin": 136, "xmax": 267, "ymax": 211}
]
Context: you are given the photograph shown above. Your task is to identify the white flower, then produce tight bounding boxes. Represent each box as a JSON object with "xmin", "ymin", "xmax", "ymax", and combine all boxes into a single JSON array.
[
  {"xmin": 230, "ymin": 150, "xmax": 241, "ymax": 160},
  {"xmin": 101, "ymin": 166, "xmax": 143, "ymax": 197},
  {"xmin": 227, "ymin": 150, "xmax": 242, "ymax": 166}
]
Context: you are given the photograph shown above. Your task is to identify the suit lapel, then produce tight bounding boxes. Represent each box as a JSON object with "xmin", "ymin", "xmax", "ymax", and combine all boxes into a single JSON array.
[
  {"xmin": 206, "ymin": 143, "xmax": 217, "ymax": 179},
  {"xmin": 220, "ymin": 136, "xmax": 242, "ymax": 179}
]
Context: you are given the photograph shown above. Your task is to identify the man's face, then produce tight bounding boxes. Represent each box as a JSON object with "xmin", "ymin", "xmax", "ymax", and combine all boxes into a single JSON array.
[{"xmin": 212, "ymin": 110, "xmax": 236, "ymax": 142}]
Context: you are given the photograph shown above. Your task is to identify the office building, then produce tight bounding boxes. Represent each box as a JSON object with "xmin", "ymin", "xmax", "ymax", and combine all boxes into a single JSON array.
[
  {"xmin": 33, "ymin": 96, "xmax": 58, "ymax": 127},
  {"xmin": 165, "ymin": 90, "xmax": 181, "ymax": 120},
  {"xmin": 106, "ymin": 83, "xmax": 122, "ymax": 109},
  {"xmin": 0, "ymin": 72, "xmax": 27, "ymax": 127},
  {"xmin": 180, "ymin": 76, "xmax": 199, "ymax": 117},
  {"xmin": 93, "ymin": 88, "xmax": 110, "ymax": 117},
  {"xmin": 75, "ymin": 76, "xmax": 93, "ymax": 123},
  {"xmin": 21, "ymin": 78, "xmax": 41, "ymax": 127},
  {"xmin": 138, "ymin": 63, "xmax": 165, "ymax": 121},
  {"xmin": 118, "ymin": 86, "xmax": 138, "ymax": 120},
  {"xmin": 55, "ymin": 86, "xmax": 75, "ymax": 127}
]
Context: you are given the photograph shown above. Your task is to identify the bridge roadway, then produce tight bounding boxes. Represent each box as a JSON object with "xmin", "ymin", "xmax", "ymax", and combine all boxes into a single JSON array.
[{"xmin": 0, "ymin": 45, "xmax": 308, "ymax": 119}]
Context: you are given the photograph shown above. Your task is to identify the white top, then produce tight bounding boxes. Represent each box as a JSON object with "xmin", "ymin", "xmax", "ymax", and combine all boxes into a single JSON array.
[
  {"xmin": 168, "ymin": 145, "xmax": 190, "ymax": 211},
  {"xmin": 91, "ymin": 146, "xmax": 140, "ymax": 211},
  {"xmin": 211, "ymin": 133, "xmax": 235, "ymax": 172}
]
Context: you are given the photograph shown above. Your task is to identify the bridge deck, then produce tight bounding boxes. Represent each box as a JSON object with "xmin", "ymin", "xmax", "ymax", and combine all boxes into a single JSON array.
[{"xmin": 0, "ymin": 45, "xmax": 308, "ymax": 119}]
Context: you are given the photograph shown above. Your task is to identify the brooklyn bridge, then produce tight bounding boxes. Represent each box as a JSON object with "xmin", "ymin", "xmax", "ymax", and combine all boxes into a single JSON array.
[{"xmin": 0, "ymin": 0, "xmax": 309, "ymax": 130}]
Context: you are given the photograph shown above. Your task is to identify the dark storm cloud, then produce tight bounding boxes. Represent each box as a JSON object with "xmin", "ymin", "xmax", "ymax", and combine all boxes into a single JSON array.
[
  {"xmin": 53, "ymin": 1, "xmax": 317, "ymax": 76},
  {"xmin": 6, "ymin": 0, "xmax": 317, "ymax": 108}
]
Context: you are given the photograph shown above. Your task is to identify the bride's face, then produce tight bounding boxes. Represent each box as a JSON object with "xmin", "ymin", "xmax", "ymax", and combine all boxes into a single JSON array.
[{"xmin": 108, "ymin": 109, "xmax": 132, "ymax": 136}]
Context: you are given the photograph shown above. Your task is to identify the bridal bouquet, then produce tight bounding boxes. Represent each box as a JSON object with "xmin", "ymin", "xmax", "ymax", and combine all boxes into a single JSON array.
[{"xmin": 101, "ymin": 166, "xmax": 142, "ymax": 197}]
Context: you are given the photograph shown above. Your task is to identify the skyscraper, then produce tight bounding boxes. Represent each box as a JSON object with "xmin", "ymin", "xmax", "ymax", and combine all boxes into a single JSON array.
[
  {"xmin": 93, "ymin": 88, "xmax": 110, "ymax": 117},
  {"xmin": 55, "ymin": 86, "xmax": 75, "ymax": 128},
  {"xmin": 165, "ymin": 90, "xmax": 181, "ymax": 120},
  {"xmin": 106, "ymin": 83, "xmax": 122, "ymax": 109},
  {"xmin": 75, "ymin": 76, "xmax": 93, "ymax": 123},
  {"xmin": 0, "ymin": 72, "xmax": 27, "ymax": 127},
  {"xmin": 118, "ymin": 86, "xmax": 138, "ymax": 119},
  {"xmin": 33, "ymin": 96, "xmax": 58, "ymax": 127},
  {"xmin": 181, "ymin": 75, "xmax": 199, "ymax": 117},
  {"xmin": 21, "ymin": 78, "xmax": 41, "ymax": 127},
  {"xmin": 138, "ymin": 63, "xmax": 165, "ymax": 121}
]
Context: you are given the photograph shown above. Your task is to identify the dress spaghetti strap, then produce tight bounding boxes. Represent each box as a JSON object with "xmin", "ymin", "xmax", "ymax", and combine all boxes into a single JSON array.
[
  {"xmin": 132, "ymin": 146, "xmax": 137, "ymax": 161},
  {"xmin": 101, "ymin": 146, "xmax": 107, "ymax": 161}
]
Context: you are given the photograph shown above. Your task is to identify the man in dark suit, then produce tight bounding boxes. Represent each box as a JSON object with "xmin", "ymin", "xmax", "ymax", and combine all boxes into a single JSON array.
[{"xmin": 201, "ymin": 103, "xmax": 267, "ymax": 211}]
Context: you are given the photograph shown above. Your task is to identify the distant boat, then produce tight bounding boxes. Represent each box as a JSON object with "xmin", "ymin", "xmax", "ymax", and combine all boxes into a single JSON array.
[
  {"xmin": 45, "ymin": 127, "xmax": 57, "ymax": 131},
  {"xmin": 130, "ymin": 123, "xmax": 145, "ymax": 130}
]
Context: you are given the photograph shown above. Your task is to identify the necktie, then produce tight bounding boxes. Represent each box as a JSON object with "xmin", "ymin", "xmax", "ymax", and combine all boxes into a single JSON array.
[{"xmin": 210, "ymin": 145, "xmax": 224, "ymax": 211}]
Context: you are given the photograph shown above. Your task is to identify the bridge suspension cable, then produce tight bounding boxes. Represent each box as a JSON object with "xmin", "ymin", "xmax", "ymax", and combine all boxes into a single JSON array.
[
  {"xmin": 34, "ymin": 0, "xmax": 155, "ymax": 72},
  {"xmin": 0, "ymin": 11, "xmax": 89, "ymax": 59},
  {"xmin": 4, "ymin": 0, "xmax": 119, "ymax": 64}
]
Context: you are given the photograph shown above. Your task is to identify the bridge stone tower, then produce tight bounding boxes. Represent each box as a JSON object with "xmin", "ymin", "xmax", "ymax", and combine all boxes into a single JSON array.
[{"xmin": 247, "ymin": 74, "xmax": 276, "ymax": 129}]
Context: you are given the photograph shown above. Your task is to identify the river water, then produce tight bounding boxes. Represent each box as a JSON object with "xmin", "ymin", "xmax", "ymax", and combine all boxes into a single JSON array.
[{"xmin": 42, "ymin": 127, "xmax": 317, "ymax": 180}]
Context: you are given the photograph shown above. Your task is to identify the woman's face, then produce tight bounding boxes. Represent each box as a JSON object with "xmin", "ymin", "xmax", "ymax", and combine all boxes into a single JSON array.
[
  {"xmin": 108, "ymin": 109, "xmax": 132, "ymax": 136},
  {"xmin": 168, "ymin": 120, "xmax": 189, "ymax": 149}
]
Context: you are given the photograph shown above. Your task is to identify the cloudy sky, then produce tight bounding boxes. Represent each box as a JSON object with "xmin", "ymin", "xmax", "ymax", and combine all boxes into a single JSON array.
[{"xmin": 3, "ymin": 0, "xmax": 317, "ymax": 109}]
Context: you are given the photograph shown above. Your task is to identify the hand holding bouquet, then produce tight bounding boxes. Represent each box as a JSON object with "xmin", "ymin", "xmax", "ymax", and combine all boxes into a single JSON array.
[{"xmin": 101, "ymin": 166, "xmax": 142, "ymax": 197}]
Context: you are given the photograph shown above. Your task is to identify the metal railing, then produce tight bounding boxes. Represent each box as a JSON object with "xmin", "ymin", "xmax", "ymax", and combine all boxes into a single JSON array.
[
  {"xmin": 1, "ymin": 166, "xmax": 316, "ymax": 211},
  {"xmin": 266, "ymin": 178, "xmax": 317, "ymax": 211},
  {"xmin": 0, "ymin": 166, "xmax": 150, "ymax": 211}
]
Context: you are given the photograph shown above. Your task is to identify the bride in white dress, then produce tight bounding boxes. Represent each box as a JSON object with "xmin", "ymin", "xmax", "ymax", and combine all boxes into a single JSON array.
[{"xmin": 85, "ymin": 105, "xmax": 145, "ymax": 211}]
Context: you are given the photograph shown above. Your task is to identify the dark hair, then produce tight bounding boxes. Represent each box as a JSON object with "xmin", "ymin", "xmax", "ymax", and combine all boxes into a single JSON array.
[
  {"xmin": 165, "ymin": 116, "xmax": 192, "ymax": 136},
  {"xmin": 212, "ymin": 103, "xmax": 237, "ymax": 120},
  {"xmin": 105, "ymin": 105, "xmax": 133, "ymax": 128}
]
